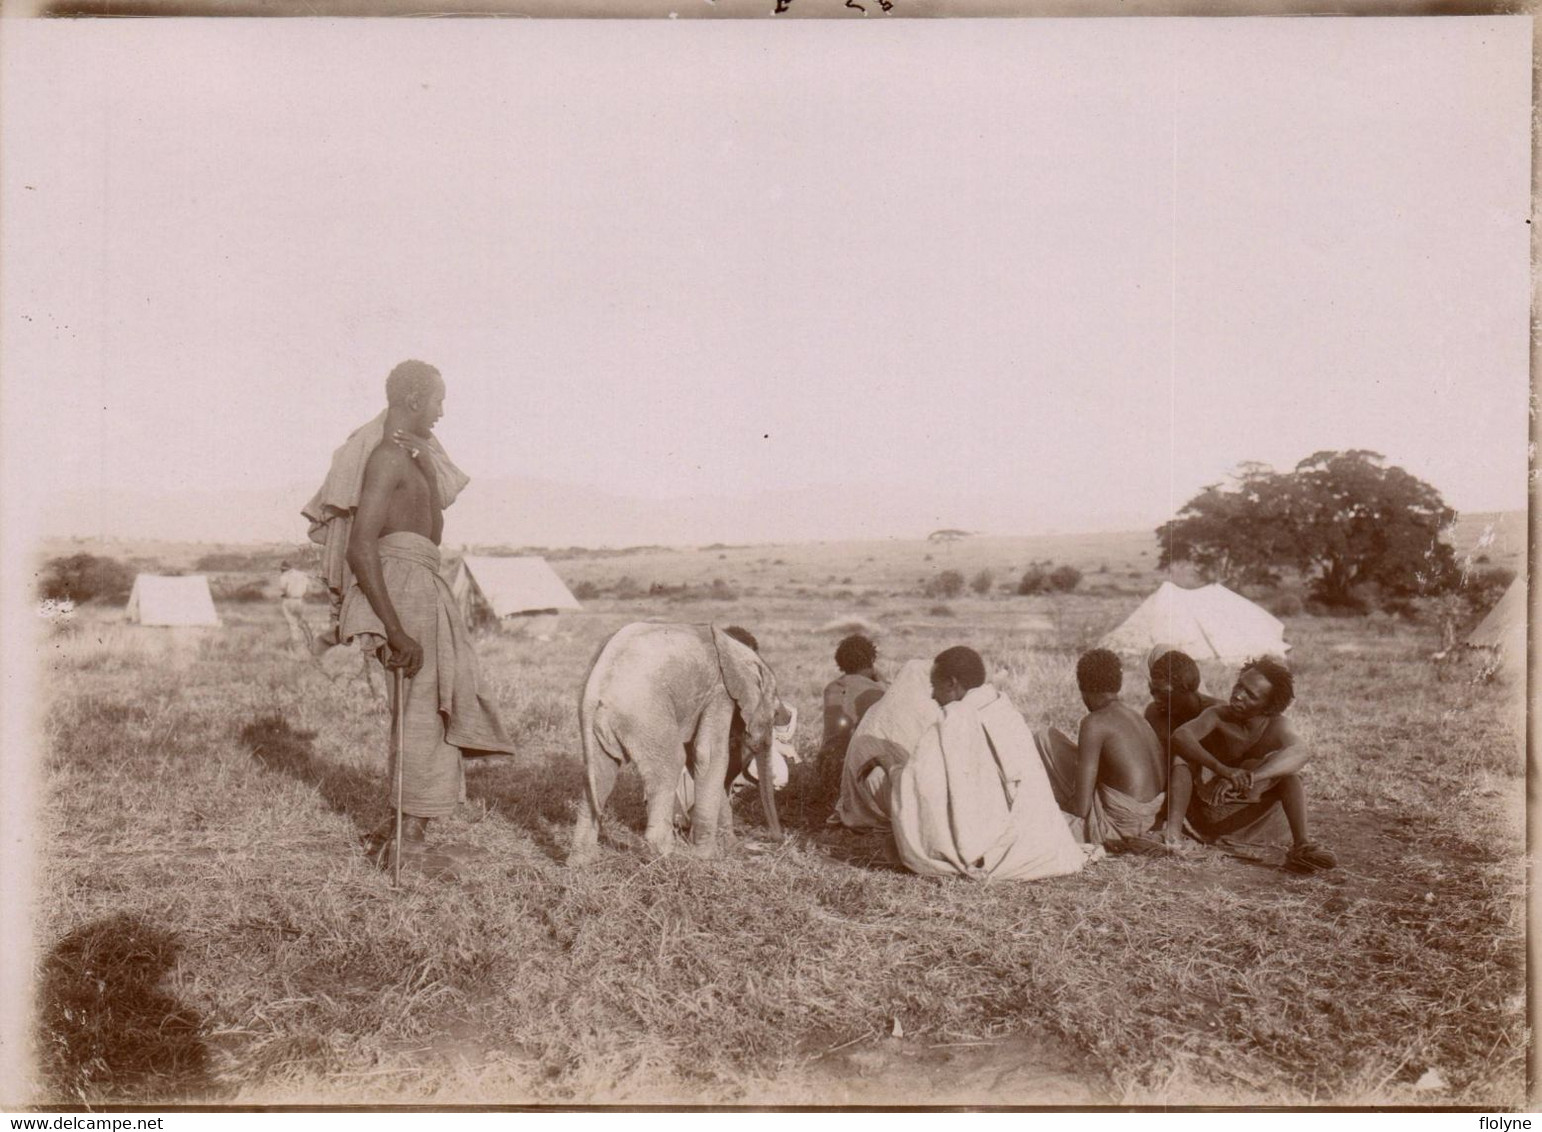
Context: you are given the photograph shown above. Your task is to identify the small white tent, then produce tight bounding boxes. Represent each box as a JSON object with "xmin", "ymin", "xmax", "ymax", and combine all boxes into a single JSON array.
[
  {"xmin": 126, "ymin": 575, "xmax": 220, "ymax": 627},
  {"xmin": 450, "ymin": 556, "xmax": 581, "ymax": 639},
  {"xmin": 1100, "ymin": 581, "xmax": 1287, "ymax": 663},
  {"xmin": 1466, "ymin": 576, "xmax": 1526, "ymax": 678}
]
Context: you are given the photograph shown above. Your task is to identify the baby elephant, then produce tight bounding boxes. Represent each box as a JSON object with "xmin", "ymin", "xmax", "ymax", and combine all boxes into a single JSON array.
[{"xmin": 569, "ymin": 621, "xmax": 784, "ymax": 864}]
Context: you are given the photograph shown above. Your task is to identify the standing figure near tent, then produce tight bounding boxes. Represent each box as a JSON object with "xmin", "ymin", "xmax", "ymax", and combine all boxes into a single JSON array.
[
  {"xmin": 1034, "ymin": 649, "xmax": 1167, "ymax": 847},
  {"xmin": 1162, "ymin": 656, "xmax": 1336, "ymax": 873},
  {"xmin": 277, "ymin": 561, "xmax": 314, "ymax": 649},
  {"xmin": 307, "ymin": 360, "xmax": 516, "ymax": 872}
]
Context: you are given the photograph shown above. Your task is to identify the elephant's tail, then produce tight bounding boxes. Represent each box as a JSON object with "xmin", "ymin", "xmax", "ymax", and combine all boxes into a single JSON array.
[{"xmin": 578, "ymin": 682, "xmax": 607, "ymax": 826}]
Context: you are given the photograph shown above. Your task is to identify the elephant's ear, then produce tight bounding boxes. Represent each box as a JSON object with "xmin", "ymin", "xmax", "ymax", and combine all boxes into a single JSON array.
[{"xmin": 712, "ymin": 627, "xmax": 776, "ymax": 731}]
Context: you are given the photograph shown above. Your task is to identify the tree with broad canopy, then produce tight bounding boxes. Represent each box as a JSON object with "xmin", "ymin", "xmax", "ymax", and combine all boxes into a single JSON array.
[{"xmin": 1157, "ymin": 450, "xmax": 1458, "ymax": 608}]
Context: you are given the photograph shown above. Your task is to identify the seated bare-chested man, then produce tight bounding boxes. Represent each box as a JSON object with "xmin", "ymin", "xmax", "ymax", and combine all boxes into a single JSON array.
[
  {"xmin": 1162, "ymin": 655, "xmax": 1335, "ymax": 873},
  {"xmin": 1143, "ymin": 649, "xmax": 1221, "ymax": 763},
  {"xmin": 1036, "ymin": 648, "xmax": 1167, "ymax": 846}
]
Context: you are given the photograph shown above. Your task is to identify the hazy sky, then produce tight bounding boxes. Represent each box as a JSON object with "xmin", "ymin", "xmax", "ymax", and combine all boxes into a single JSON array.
[{"xmin": 1, "ymin": 17, "xmax": 1531, "ymax": 542}]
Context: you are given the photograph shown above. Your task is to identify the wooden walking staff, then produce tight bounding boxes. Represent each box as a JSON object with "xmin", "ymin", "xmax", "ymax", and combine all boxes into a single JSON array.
[{"xmin": 392, "ymin": 666, "xmax": 406, "ymax": 888}]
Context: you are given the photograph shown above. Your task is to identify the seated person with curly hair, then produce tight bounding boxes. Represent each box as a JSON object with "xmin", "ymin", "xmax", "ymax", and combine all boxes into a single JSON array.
[
  {"xmin": 821, "ymin": 634, "xmax": 887, "ymax": 762},
  {"xmin": 1143, "ymin": 648, "xmax": 1221, "ymax": 762},
  {"xmin": 1035, "ymin": 648, "xmax": 1167, "ymax": 846},
  {"xmin": 1163, "ymin": 656, "xmax": 1336, "ymax": 873}
]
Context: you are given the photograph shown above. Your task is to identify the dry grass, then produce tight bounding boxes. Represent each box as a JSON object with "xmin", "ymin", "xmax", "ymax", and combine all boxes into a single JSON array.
[{"xmin": 21, "ymin": 557, "xmax": 1528, "ymax": 1108}]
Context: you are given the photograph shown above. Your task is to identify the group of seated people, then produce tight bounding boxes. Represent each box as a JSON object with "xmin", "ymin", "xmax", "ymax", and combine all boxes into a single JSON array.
[{"xmin": 820, "ymin": 634, "xmax": 1337, "ymax": 881}]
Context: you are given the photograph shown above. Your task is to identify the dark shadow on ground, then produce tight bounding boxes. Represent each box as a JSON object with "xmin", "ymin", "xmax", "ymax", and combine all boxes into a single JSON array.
[
  {"xmin": 467, "ymin": 753, "xmax": 804, "ymax": 865},
  {"xmin": 462, "ymin": 755, "xmax": 653, "ymax": 863},
  {"xmin": 239, "ymin": 713, "xmax": 380, "ymax": 831},
  {"xmin": 800, "ymin": 824, "xmax": 909, "ymax": 872},
  {"xmin": 36, "ymin": 913, "xmax": 221, "ymax": 1105}
]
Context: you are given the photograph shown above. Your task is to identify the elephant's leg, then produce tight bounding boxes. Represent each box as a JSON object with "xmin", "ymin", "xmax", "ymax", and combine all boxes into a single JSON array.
[
  {"xmin": 641, "ymin": 744, "xmax": 687, "ymax": 857},
  {"xmin": 715, "ymin": 786, "xmax": 736, "ymax": 842},
  {"xmin": 569, "ymin": 749, "xmax": 618, "ymax": 865},
  {"xmin": 687, "ymin": 698, "xmax": 736, "ymax": 859}
]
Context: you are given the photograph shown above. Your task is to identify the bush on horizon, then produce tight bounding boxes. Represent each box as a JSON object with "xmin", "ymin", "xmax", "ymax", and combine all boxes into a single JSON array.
[
  {"xmin": 922, "ymin": 570, "xmax": 966, "ymax": 600},
  {"xmin": 38, "ymin": 554, "xmax": 134, "ymax": 605}
]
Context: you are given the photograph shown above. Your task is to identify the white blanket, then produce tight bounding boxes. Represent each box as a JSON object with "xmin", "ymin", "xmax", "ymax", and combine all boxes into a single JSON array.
[{"xmin": 892, "ymin": 684, "xmax": 1098, "ymax": 882}]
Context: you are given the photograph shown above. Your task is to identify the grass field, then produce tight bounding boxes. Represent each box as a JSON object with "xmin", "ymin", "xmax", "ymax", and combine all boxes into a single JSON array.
[{"xmin": 18, "ymin": 533, "xmax": 1529, "ymax": 1108}]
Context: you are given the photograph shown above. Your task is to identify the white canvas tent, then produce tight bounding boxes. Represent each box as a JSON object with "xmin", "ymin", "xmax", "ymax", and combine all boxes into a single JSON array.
[
  {"xmin": 1100, "ymin": 581, "xmax": 1287, "ymax": 663},
  {"xmin": 449, "ymin": 556, "xmax": 581, "ymax": 639},
  {"xmin": 1466, "ymin": 576, "xmax": 1526, "ymax": 677},
  {"xmin": 126, "ymin": 574, "xmax": 220, "ymax": 627}
]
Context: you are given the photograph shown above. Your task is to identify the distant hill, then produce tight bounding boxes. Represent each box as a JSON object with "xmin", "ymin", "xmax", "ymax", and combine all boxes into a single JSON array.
[
  {"xmin": 37, "ymin": 479, "xmax": 1526, "ymax": 568},
  {"xmin": 40, "ymin": 476, "xmax": 1159, "ymax": 548}
]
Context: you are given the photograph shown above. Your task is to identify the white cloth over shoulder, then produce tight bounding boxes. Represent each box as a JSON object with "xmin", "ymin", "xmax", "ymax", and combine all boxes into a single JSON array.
[
  {"xmin": 302, "ymin": 409, "xmax": 471, "ymax": 628},
  {"xmin": 837, "ymin": 659, "xmax": 938, "ymax": 831},
  {"xmin": 892, "ymin": 684, "xmax": 1098, "ymax": 882}
]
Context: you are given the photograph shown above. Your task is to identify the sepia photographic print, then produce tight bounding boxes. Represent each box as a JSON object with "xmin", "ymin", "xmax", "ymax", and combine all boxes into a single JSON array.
[{"xmin": 0, "ymin": 2, "xmax": 1533, "ymax": 1112}]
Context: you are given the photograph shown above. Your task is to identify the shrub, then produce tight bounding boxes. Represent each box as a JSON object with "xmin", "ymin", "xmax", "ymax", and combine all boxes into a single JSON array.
[
  {"xmin": 708, "ymin": 578, "xmax": 739, "ymax": 601},
  {"xmin": 1048, "ymin": 565, "xmax": 1082, "ymax": 593},
  {"xmin": 1465, "ymin": 565, "xmax": 1516, "ymax": 613},
  {"xmin": 970, "ymin": 569, "xmax": 994, "ymax": 596},
  {"xmin": 928, "ymin": 604, "xmax": 954, "ymax": 617},
  {"xmin": 923, "ymin": 570, "xmax": 965, "ymax": 600},
  {"xmin": 571, "ymin": 580, "xmax": 602, "ymax": 601},
  {"xmin": 1266, "ymin": 590, "xmax": 1305, "ymax": 618},
  {"xmin": 1017, "ymin": 568, "xmax": 1048, "ymax": 596},
  {"xmin": 38, "ymin": 554, "xmax": 134, "ymax": 604},
  {"xmin": 612, "ymin": 575, "xmax": 643, "ymax": 600},
  {"xmin": 220, "ymin": 580, "xmax": 271, "ymax": 604},
  {"xmin": 195, "ymin": 552, "xmax": 261, "ymax": 573}
]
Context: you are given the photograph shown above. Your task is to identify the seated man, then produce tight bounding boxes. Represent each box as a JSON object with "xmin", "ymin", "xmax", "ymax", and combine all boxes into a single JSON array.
[
  {"xmin": 821, "ymin": 634, "xmax": 888, "ymax": 765},
  {"xmin": 1162, "ymin": 655, "xmax": 1336, "ymax": 873},
  {"xmin": 1143, "ymin": 648, "xmax": 1221, "ymax": 763},
  {"xmin": 836, "ymin": 658, "xmax": 939, "ymax": 831},
  {"xmin": 891, "ymin": 646, "xmax": 1096, "ymax": 882},
  {"xmin": 1035, "ymin": 649, "xmax": 1167, "ymax": 846}
]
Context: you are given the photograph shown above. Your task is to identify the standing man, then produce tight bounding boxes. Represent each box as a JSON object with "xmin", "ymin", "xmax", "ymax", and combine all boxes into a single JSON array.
[
  {"xmin": 1162, "ymin": 656, "xmax": 1335, "ymax": 872},
  {"xmin": 276, "ymin": 561, "xmax": 314, "ymax": 649},
  {"xmin": 307, "ymin": 360, "xmax": 515, "ymax": 871}
]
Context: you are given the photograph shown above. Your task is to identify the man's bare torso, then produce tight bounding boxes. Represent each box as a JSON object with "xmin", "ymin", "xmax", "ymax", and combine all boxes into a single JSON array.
[
  {"xmin": 1085, "ymin": 701, "xmax": 1166, "ymax": 799},
  {"xmin": 372, "ymin": 444, "xmax": 443, "ymax": 545},
  {"xmin": 1199, "ymin": 710, "xmax": 1288, "ymax": 767}
]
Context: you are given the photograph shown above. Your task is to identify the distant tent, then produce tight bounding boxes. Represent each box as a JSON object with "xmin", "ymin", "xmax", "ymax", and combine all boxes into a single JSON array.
[
  {"xmin": 1466, "ymin": 576, "xmax": 1526, "ymax": 677},
  {"xmin": 449, "ymin": 556, "xmax": 581, "ymax": 639},
  {"xmin": 126, "ymin": 575, "xmax": 220, "ymax": 627},
  {"xmin": 1100, "ymin": 581, "xmax": 1287, "ymax": 663}
]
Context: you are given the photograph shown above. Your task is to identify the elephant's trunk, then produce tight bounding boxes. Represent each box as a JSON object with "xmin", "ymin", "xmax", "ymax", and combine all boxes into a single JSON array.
[{"xmin": 755, "ymin": 741, "xmax": 783, "ymax": 841}]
